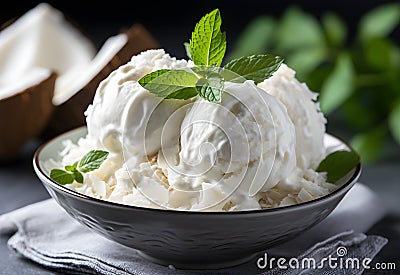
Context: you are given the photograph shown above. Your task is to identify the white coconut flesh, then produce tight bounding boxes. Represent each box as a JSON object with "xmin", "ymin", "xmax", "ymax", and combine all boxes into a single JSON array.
[
  {"xmin": 54, "ymin": 33, "xmax": 128, "ymax": 105},
  {"xmin": 0, "ymin": 3, "xmax": 95, "ymax": 103},
  {"xmin": 0, "ymin": 67, "xmax": 52, "ymax": 99}
]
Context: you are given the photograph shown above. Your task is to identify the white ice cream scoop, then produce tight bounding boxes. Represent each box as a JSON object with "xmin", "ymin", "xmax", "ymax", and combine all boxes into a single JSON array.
[
  {"xmin": 165, "ymin": 80, "xmax": 297, "ymax": 198},
  {"xmin": 86, "ymin": 49, "xmax": 192, "ymax": 157},
  {"xmin": 258, "ymin": 64, "xmax": 326, "ymax": 169}
]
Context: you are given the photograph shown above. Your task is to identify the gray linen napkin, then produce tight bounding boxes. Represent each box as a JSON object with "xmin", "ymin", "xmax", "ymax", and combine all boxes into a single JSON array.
[{"xmin": 0, "ymin": 183, "xmax": 388, "ymax": 275}]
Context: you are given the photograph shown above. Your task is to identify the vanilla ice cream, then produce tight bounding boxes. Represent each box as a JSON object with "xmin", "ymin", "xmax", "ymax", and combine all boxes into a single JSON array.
[
  {"xmin": 86, "ymin": 49, "xmax": 193, "ymax": 155},
  {"xmin": 45, "ymin": 49, "xmax": 337, "ymax": 211},
  {"xmin": 258, "ymin": 64, "xmax": 326, "ymax": 169},
  {"xmin": 165, "ymin": 81, "xmax": 296, "ymax": 195}
]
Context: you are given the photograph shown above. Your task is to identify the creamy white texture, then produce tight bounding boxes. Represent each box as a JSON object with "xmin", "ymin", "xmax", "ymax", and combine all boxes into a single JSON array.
[
  {"xmin": 86, "ymin": 49, "xmax": 193, "ymax": 155},
  {"xmin": 46, "ymin": 50, "xmax": 337, "ymax": 211},
  {"xmin": 258, "ymin": 64, "xmax": 326, "ymax": 169},
  {"xmin": 165, "ymin": 81, "xmax": 297, "ymax": 197}
]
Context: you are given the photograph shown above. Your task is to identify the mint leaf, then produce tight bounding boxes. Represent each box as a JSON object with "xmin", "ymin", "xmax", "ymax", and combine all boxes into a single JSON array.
[
  {"xmin": 191, "ymin": 65, "xmax": 220, "ymax": 78},
  {"xmin": 319, "ymin": 53, "xmax": 354, "ymax": 114},
  {"xmin": 276, "ymin": 6, "xmax": 325, "ymax": 51},
  {"xmin": 316, "ymin": 150, "xmax": 360, "ymax": 183},
  {"xmin": 196, "ymin": 76, "xmax": 224, "ymax": 103},
  {"xmin": 65, "ymin": 161, "xmax": 78, "ymax": 172},
  {"xmin": 286, "ymin": 47, "xmax": 327, "ymax": 80},
  {"xmin": 221, "ymin": 54, "xmax": 283, "ymax": 84},
  {"xmin": 164, "ymin": 88, "xmax": 198, "ymax": 100},
  {"xmin": 139, "ymin": 69, "xmax": 169, "ymax": 86},
  {"xmin": 351, "ymin": 127, "xmax": 386, "ymax": 164},
  {"xmin": 78, "ymin": 150, "xmax": 109, "ymax": 173},
  {"xmin": 365, "ymin": 38, "xmax": 393, "ymax": 69},
  {"xmin": 190, "ymin": 9, "xmax": 226, "ymax": 66},
  {"xmin": 359, "ymin": 3, "xmax": 400, "ymax": 42},
  {"xmin": 65, "ymin": 165, "xmax": 76, "ymax": 172},
  {"xmin": 73, "ymin": 171, "xmax": 84, "ymax": 184},
  {"xmin": 139, "ymin": 69, "xmax": 199, "ymax": 99},
  {"xmin": 50, "ymin": 151, "xmax": 109, "ymax": 186},
  {"xmin": 50, "ymin": 169, "xmax": 74, "ymax": 185},
  {"xmin": 184, "ymin": 42, "xmax": 191, "ymax": 59},
  {"xmin": 322, "ymin": 12, "xmax": 347, "ymax": 46}
]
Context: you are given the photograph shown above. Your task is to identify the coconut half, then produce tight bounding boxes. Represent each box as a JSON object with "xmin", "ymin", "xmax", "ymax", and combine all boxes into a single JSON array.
[
  {"xmin": 0, "ymin": 68, "xmax": 56, "ymax": 160},
  {"xmin": 0, "ymin": 3, "xmax": 159, "ymax": 158},
  {"xmin": 0, "ymin": 3, "xmax": 96, "ymax": 94},
  {"xmin": 0, "ymin": 3, "xmax": 96, "ymax": 158},
  {"xmin": 48, "ymin": 24, "xmax": 159, "ymax": 134}
]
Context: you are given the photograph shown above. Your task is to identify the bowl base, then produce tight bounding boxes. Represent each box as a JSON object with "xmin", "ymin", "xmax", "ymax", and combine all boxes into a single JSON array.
[{"xmin": 137, "ymin": 251, "xmax": 257, "ymax": 270}]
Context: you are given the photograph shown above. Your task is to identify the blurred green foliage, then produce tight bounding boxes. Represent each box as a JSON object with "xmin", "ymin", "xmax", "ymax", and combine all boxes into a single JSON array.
[{"xmin": 227, "ymin": 3, "xmax": 400, "ymax": 163}]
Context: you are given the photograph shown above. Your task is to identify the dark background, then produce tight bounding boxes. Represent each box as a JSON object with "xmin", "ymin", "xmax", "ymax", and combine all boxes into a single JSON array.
[{"xmin": 2, "ymin": 0, "xmax": 399, "ymax": 58}]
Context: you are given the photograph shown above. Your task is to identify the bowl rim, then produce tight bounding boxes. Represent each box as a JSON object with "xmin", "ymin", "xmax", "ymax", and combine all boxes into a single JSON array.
[{"xmin": 33, "ymin": 126, "xmax": 361, "ymax": 216}]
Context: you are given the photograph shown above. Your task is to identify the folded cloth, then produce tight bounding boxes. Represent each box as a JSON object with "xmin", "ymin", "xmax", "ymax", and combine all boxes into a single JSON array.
[
  {"xmin": 0, "ymin": 183, "xmax": 388, "ymax": 275},
  {"xmin": 268, "ymin": 182, "xmax": 386, "ymax": 258}
]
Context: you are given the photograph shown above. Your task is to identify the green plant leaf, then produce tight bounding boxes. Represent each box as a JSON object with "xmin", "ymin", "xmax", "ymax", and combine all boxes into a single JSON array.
[
  {"xmin": 319, "ymin": 53, "xmax": 354, "ymax": 114},
  {"xmin": 389, "ymin": 102, "xmax": 400, "ymax": 145},
  {"xmin": 286, "ymin": 47, "xmax": 327, "ymax": 80},
  {"xmin": 226, "ymin": 16, "xmax": 276, "ymax": 61},
  {"xmin": 350, "ymin": 127, "xmax": 386, "ymax": 164},
  {"xmin": 191, "ymin": 65, "xmax": 220, "ymax": 78},
  {"xmin": 50, "ymin": 169, "xmax": 74, "ymax": 185},
  {"xmin": 317, "ymin": 150, "xmax": 360, "ymax": 183},
  {"xmin": 139, "ymin": 69, "xmax": 199, "ymax": 99},
  {"xmin": 276, "ymin": 6, "xmax": 325, "ymax": 51},
  {"xmin": 196, "ymin": 76, "xmax": 224, "ymax": 103},
  {"xmin": 342, "ymin": 95, "xmax": 378, "ymax": 130},
  {"xmin": 139, "ymin": 69, "xmax": 169, "ymax": 86},
  {"xmin": 73, "ymin": 171, "xmax": 84, "ymax": 184},
  {"xmin": 78, "ymin": 150, "xmax": 109, "ymax": 173},
  {"xmin": 305, "ymin": 66, "xmax": 333, "ymax": 92},
  {"xmin": 164, "ymin": 88, "xmax": 198, "ymax": 100},
  {"xmin": 184, "ymin": 42, "xmax": 191, "ymax": 59},
  {"xmin": 366, "ymin": 38, "xmax": 393, "ymax": 69},
  {"xmin": 190, "ymin": 9, "xmax": 226, "ymax": 66},
  {"xmin": 65, "ymin": 164, "xmax": 76, "ymax": 172},
  {"xmin": 322, "ymin": 12, "xmax": 347, "ymax": 46},
  {"xmin": 359, "ymin": 3, "xmax": 400, "ymax": 42},
  {"xmin": 221, "ymin": 54, "xmax": 283, "ymax": 84}
]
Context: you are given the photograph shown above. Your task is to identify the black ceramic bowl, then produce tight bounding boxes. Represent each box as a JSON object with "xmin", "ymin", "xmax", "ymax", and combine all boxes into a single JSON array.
[{"xmin": 33, "ymin": 127, "xmax": 361, "ymax": 269}]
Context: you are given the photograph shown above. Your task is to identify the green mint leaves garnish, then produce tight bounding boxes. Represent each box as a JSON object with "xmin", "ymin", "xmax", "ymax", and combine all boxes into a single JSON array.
[
  {"xmin": 50, "ymin": 150, "xmax": 109, "ymax": 185},
  {"xmin": 139, "ymin": 69, "xmax": 198, "ymax": 100},
  {"xmin": 221, "ymin": 54, "xmax": 284, "ymax": 84},
  {"xmin": 50, "ymin": 169, "xmax": 75, "ymax": 185},
  {"xmin": 78, "ymin": 150, "xmax": 109, "ymax": 173},
  {"xmin": 196, "ymin": 75, "xmax": 224, "ymax": 103},
  {"xmin": 316, "ymin": 150, "xmax": 360, "ymax": 183},
  {"xmin": 190, "ymin": 9, "xmax": 226, "ymax": 67},
  {"xmin": 138, "ymin": 9, "xmax": 283, "ymax": 103}
]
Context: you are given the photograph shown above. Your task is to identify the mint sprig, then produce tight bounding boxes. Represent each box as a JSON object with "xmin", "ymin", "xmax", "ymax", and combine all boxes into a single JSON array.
[
  {"xmin": 50, "ymin": 169, "xmax": 75, "ymax": 185},
  {"xmin": 50, "ymin": 150, "xmax": 109, "ymax": 185},
  {"xmin": 221, "ymin": 54, "xmax": 284, "ymax": 84},
  {"xmin": 196, "ymin": 75, "xmax": 224, "ymax": 103},
  {"xmin": 316, "ymin": 150, "xmax": 360, "ymax": 183},
  {"xmin": 139, "ymin": 69, "xmax": 198, "ymax": 100},
  {"xmin": 189, "ymin": 9, "xmax": 226, "ymax": 67},
  {"xmin": 138, "ymin": 9, "xmax": 283, "ymax": 103}
]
